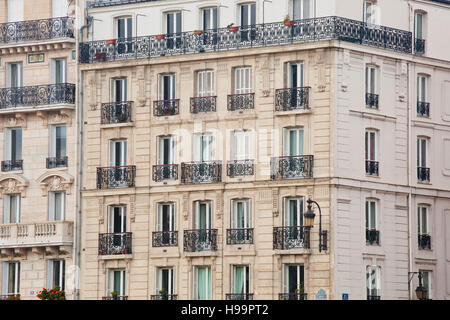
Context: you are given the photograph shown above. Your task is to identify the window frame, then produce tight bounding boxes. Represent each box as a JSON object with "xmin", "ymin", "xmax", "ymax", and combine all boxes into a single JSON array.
[
  {"xmin": 109, "ymin": 139, "xmax": 127, "ymax": 167},
  {"xmin": 283, "ymin": 196, "xmax": 304, "ymax": 227},
  {"xmin": 3, "ymin": 193, "xmax": 21, "ymax": 224},
  {"xmin": 193, "ymin": 265, "xmax": 212, "ymax": 300},
  {"xmin": 231, "ymin": 265, "xmax": 250, "ymax": 295},
  {"xmin": 234, "ymin": 66, "xmax": 252, "ymax": 94},
  {"xmin": 417, "ymin": 205, "xmax": 429, "ymax": 235},
  {"xmin": 196, "ymin": 70, "xmax": 215, "ymax": 97},
  {"xmin": 156, "ymin": 202, "xmax": 176, "ymax": 232},
  {"xmin": 231, "ymin": 199, "xmax": 251, "ymax": 229},
  {"xmin": 282, "ymin": 264, "xmax": 305, "ymax": 293},
  {"xmin": 365, "ymin": 199, "xmax": 378, "ymax": 231},
  {"xmin": 366, "ymin": 265, "xmax": 381, "ymax": 298},
  {"xmin": 108, "ymin": 269, "xmax": 126, "ymax": 297},
  {"xmin": 48, "ymin": 191, "xmax": 66, "ymax": 221}
]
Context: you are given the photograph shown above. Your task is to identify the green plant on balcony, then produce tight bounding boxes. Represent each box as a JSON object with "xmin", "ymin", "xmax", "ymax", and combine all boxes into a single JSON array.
[
  {"xmin": 295, "ymin": 284, "xmax": 305, "ymax": 294},
  {"xmin": 4, "ymin": 294, "xmax": 20, "ymax": 300},
  {"xmin": 37, "ymin": 286, "xmax": 66, "ymax": 300}
]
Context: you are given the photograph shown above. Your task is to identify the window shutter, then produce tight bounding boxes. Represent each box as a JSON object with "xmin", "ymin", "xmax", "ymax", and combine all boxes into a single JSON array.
[
  {"xmin": 3, "ymin": 196, "xmax": 10, "ymax": 224},
  {"xmin": 50, "ymin": 125, "xmax": 56, "ymax": 157},
  {"xmin": 2, "ymin": 262, "xmax": 8, "ymax": 294},
  {"xmin": 47, "ymin": 260, "xmax": 53, "ymax": 289},
  {"xmin": 48, "ymin": 192, "xmax": 55, "ymax": 221}
]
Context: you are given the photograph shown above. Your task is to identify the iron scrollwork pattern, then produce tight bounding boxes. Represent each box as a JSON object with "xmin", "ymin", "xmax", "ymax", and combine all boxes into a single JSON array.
[
  {"xmin": 101, "ymin": 101, "xmax": 132, "ymax": 124},
  {"xmin": 152, "ymin": 164, "xmax": 178, "ymax": 182},
  {"xmin": 415, "ymin": 38, "xmax": 425, "ymax": 55},
  {"xmin": 365, "ymin": 93, "xmax": 379, "ymax": 109},
  {"xmin": 273, "ymin": 226, "xmax": 310, "ymax": 250},
  {"xmin": 417, "ymin": 101, "xmax": 430, "ymax": 117},
  {"xmin": 183, "ymin": 229, "xmax": 218, "ymax": 252},
  {"xmin": 226, "ymin": 228, "xmax": 254, "ymax": 245},
  {"xmin": 225, "ymin": 294, "xmax": 254, "ymax": 300},
  {"xmin": 227, "ymin": 160, "xmax": 254, "ymax": 177},
  {"xmin": 417, "ymin": 167, "xmax": 430, "ymax": 182},
  {"xmin": 270, "ymin": 155, "xmax": 313, "ymax": 180},
  {"xmin": 46, "ymin": 156, "xmax": 68, "ymax": 169},
  {"xmin": 279, "ymin": 293, "xmax": 307, "ymax": 300},
  {"xmin": 1, "ymin": 160, "xmax": 23, "ymax": 172},
  {"xmin": 152, "ymin": 231, "xmax": 178, "ymax": 247},
  {"xmin": 366, "ymin": 229, "xmax": 380, "ymax": 245},
  {"xmin": 98, "ymin": 232, "xmax": 132, "ymax": 255},
  {"xmin": 418, "ymin": 234, "xmax": 431, "ymax": 250},
  {"xmin": 365, "ymin": 160, "xmax": 379, "ymax": 176},
  {"xmin": 150, "ymin": 294, "xmax": 178, "ymax": 300},
  {"xmin": 227, "ymin": 93, "xmax": 255, "ymax": 111},
  {"xmin": 153, "ymin": 99, "xmax": 179, "ymax": 116},
  {"xmin": 181, "ymin": 161, "xmax": 222, "ymax": 184},
  {"xmin": 96, "ymin": 165, "xmax": 136, "ymax": 189},
  {"xmin": 275, "ymin": 87, "xmax": 310, "ymax": 111},
  {"xmin": 190, "ymin": 96, "xmax": 217, "ymax": 114}
]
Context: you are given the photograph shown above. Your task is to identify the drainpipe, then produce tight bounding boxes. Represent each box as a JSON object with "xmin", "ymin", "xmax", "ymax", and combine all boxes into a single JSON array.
[{"xmin": 407, "ymin": 1, "xmax": 413, "ymax": 301}]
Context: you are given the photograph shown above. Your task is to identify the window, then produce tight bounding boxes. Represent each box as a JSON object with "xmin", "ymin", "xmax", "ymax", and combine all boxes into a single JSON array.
[
  {"xmin": 51, "ymin": 59, "xmax": 67, "ymax": 84},
  {"xmin": 420, "ymin": 270, "xmax": 432, "ymax": 300},
  {"xmin": 366, "ymin": 265, "xmax": 380, "ymax": 299},
  {"xmin": 240, "ymin": 3, "xmax": 256, "ymax": 26},
  {"xmin": 288, "ymin": 62, "xmax": 304, "ymax": 88},
  {"xmin": 7, "ymin": 0, "xmax": 23, "ymax": 22},
  {"xmin": 3, "ymin": 194, "xmax": 20, "ymax": 224},
  {"xmin": 365, "ymin": 199, "xmax": 378, "ymax": 231},
  {"xmin": 363, "ymin": 1, "xmax": 376, "ymax": 24},
  {"xmin": 193, "ymin": 266, "xmax": 212, "ymax": 300},
  {"xmin": 283, "ymin": 264, "xmax": 304, "ymax": 294},
  {"xmin": 231, "ymin": 130, "xmax": 252, "ymax": 161},
  {"xmin": 365, "ymin": 66, "xmax": 378, "ymax": 108},
  {"xmin": 197, "ymin": 70, "xmax": 214, "ymax": 97},
  {"xmin": 284, "ymin": 197, "xmax": 304, "ymax": 227},
  {"xmin": 417, "ymin": 76, "xmax": 427, "ymax": 104},
  {"xmin": 156, "ymin": 203, "xmax": 176, "ymax": 233},
  {"xmin": 7, "ymin": 63, "xmax": 22, "ymax": 88},
  {"xmin": 234, "ymin": 67, "xmax": 252, "ymax": 94},
  {"xmin": 156, "ymin": 267, "xmax": 175, "ymax": 295},
  {"xmin": 283, "ymin": 128, "xmax": 304, "ymax": 157},
  {"xmin": 109, "ymin": 140, "xmax": 127, "ymax": 167},
  {"xmin": 2, "ymin": 262, "xmax": 20, "ymax": 296},
  {"xmin": 418, "ymin": 205, "xmax": 429, "ymax": 236},
  {"xmin": 111, "ymin": 78, "xmax": 127, "ymax": 103},
  {"xmin": 231, "ymin": 265, "xmax": 250, "ymax": 296},
  {"xmin": 193, "ymin": 134, "xmax": 213, "ymax": 162},
  {"xmin": 231, "ymin": 199, "xmax": 251, "ymax": 229},
  {"xmin": 417, "ymin": 137, "xmax": 429, "ymax": 182},
  {"xmin": 108, "ymin": 269, "xmax": 126, "ymax": 297},
  {"xmin": 49, "ymin": 191, "xmax": 65, "ymax": 221},
  {"xmin": 166, "ymin": 11, "xmax": 182, "ymax": 49},
  {"xmin": 47, "ymin": 260, "xmax": 65, "ymax": 290},
  {"xmin": 50, "ymin": 125, "xmax": 67, "ymax": 160},
  {"xmin": 415, "ymin": 12, "xmax": 424, "ymax": 40},
  {"xmin": 365, "ymin": 130, "xmax": 378, "ymax": 175},
  {"xmin": 157, "ymin": 136, "xmax": 176, "ymax": 165},
  {"xmin": 202, "ymin": 7, "xmax": 218, "ymax": 30},
  {"xmin": 4, "ymin": 128, "xmax": 22, "ymax": 163},
  {"xmin": 116, "ymin": 17, "xmax": 132, "ymax": 54},
  {"xmin": 194, "ymin": 201, "xmax": 212, "ymax": 229},
  {"xmin": 158, "ymin": 74, "xmax": 176, "ymax": 101},
  {"xmin": 52, "ymin": 0, "xmax": 67, "ymax": 18},
  {"xmin": 292, "ymin": 0, "xmax": 311, "ymax": 20},
  {"xmin": 108, "ymin": 206, "xmax": 127, "ymax": 234}
]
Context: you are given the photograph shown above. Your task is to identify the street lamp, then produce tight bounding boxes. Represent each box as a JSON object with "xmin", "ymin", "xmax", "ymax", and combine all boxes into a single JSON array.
[
  {"xmin": 304, "ymin": 198, "xmax": 327, "ymax": 252},
  {"xmin": 408, "ymin": 271, "xmax": 428, "ymax": 300}
]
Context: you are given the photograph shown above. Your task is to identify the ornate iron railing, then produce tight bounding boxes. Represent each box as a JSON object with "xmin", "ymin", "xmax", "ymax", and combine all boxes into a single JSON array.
[
  {"xmin": 153, "ymin": 99, "xmax": 179, "ymax": 116},
  {"xmin": 275, "ymin": 87, "xmax": 310, "ymax": 111},
  {"xmin": 1, "ymin": 160, "xmax": 23, "ymax": 172},
  {"xmin": 415, "ymin": 38, "xmax": 425, "ymax": 55},
  {"xmin": 152, "ymin": 231, "xmax": 178, "ymax": 247},
  {"xmin": 190, "ymin": 96, "xmax": 217, "ymax": 114},
  {"xmin": 0, "ymin": 83, "xmax": 75, "ymax": 109},
  {"xmin": 152, "ymin": 164, "xmax": 178, "ymax": 182},
  {"xmin": 98, "ymin": 232, "xmax": 132, "ymax": 255},
  {"xmin": 79, "ymin": 16, "xmax": 412, "ymax": 64},
  {"xmin": 227, "ymin": 160, "xmax": 254, "ymax": 177},
  {"xmin": 101, "ymin": 101, "xmax": 132, "ymax": 124},
  {"xmin": 279, "ymin": 293, "xmax": 307, "ymax": 300},
  {"xmin": 273, "ymin": 226, "xmax": 310, "ymax": 250},
  {"xmin": 96, "ymin": 165, "xmax": 136, "ymax": 189},
  {"xmin": 227, "ymin": 93, "xmax": 255, "ymax": 111},
  {"xmin": 418, "ymin": 234, "xmax": 431, "ymax": 250},
  {"xmin": 150, "ymin": 294, "xmax": 178, "ymax": 300},
  {"xmin": 270, "ymin": 155, "xmax": 313, "ymax": 180},
  {"xmin": 0, "ymin": 16, "xmax": 73, "ymax": 43},
  {"xmin": 46, "ymin": 156, "xmax": 68, "ymax": 169},
  {"xmin": 417, "ymin": 167, "xmax": 430, "ymax": 182},
  {"xmin": 183, "ymin": 229, "xmax": 217, "ymax": 252},
  {"xmin": 88, "ymin": 0, "xmax": 157, "ymax": 8},
  {"xmin": 102, "ymin": 296, "xmax": 128, "ymax": 300},
  {"xmin": 365, "ymin": 160, "xmax": 379, "ymax": 176},
  {"xmin": 367, "ymin": 295, "xmax": 381, "ymax": 300},
  {"xmin": 181, "ymin": 161, "xmax": 222, "ymax": 184},
  {"xmin": 417, "ymin": 101, "xmax": 430, "ymax": 117},
  {"xmin": 226, "ymin": 293, "xmax": 254, "ymax": 300},
  {"xmin": 226, "ymin": 228, "xmax": 254, "ymax": 245},
  {"xmin": 366, "ymin": 93, "xmax": 379, "ymax": 108},
  {"xmin": 366, "ymin": 229, "xmax": 380, "ymax": 245}
]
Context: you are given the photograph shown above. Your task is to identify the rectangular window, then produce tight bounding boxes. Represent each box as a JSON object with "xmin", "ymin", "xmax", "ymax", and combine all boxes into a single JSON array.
[
  {"xmin": 234, "ymin": 67, "xmax": 252, "ymax": 94},
  {"xmin": 288, "ymin": 62, "xmax": 304, "ymax": 88},
  {"xmin": 156, "ymin": 267, "xmax": 175, "ymax": 295},
  {"xmin": 193, "ymin": 134, "xmax": 213, "ymax": 162},
  {"xmin": 7, "ymin": 0, "xmax": 23, "ymax": 22},
  {"xmin": 3, "ymin": 194, "xmax": 20, "ymax": 224},
  {"xmin": 193, "ymin": 266, "xmax": 212, "ymax": 300},
  {"xmin": 49, "ymin": 191, "xmax": 65, "ymax": 221},
  {"xmin": 166, "ymin": 11, "xmax": 182, "ymax": 49},
  {"xmin": 157, "ymin": 136, "xmax": 176, "ymax": 165},
  {"xmin": 202, "ymin": 7, "xmax": 218, "ymax": 30},
  {"xmin": 283, "ymin": 264, "xmax": 304, "ymax": 293},
  {"xmin": 108, "ymin": 269, "xmax": 126, "ymax": 297},
  {"xmin": 52, "ymin": 0, "xmax": 67, "ymax": 18},
  {"xmin": 194, "ymin": 201, "xmax": 212, "ymax": 229},
  {"xmin": 157, "ymin": 203, "xmax": 176, "ymax": 232},
  {"xmin": 283, "ymin": 128, "xmax": 304, "ymax": 157},
  {"xmin": 116, "ymin": 17, "xmax": 132, "ymax": 39},
  {"xmin": 231, "ymin": 199, "xmax": 251, "ymax": 229},
  {"xmin": 284, "ymin": 197, "xmax": 304, "ymax": 227},
  {"xmin": 47, "ymin": 260, "xmax": 65, "ymax": 290},
  {"xmin": 363, "ymin": 1, "xmax": 375, "ymax": 24},
  {"xmin": 49, "ymin": 125, "xmax": 67, "ymax": 159},
  {"xmin": 417, "ymin": 206, "xmax": 428, "ymax": 235},
  {"xmin": 197, "ymin": 70, "xmax": 214, "ymax": 97},
  {"xmin": 366, "ymin": 265, "xmax": 380, "ymax": 299},
  {"xmin": 111, "ymin": 78, "xmax": 127, "ymax": 103},
  {"xmin": 2, "ymin": 261, "xmax": 20, "ymax": 295},
  {"xmin": 232, "ymin": 130, "xmax": 252, "ymax": 161},
  {"xmin": 292, "ymin": 0, "xmax": 311, "ymax": 20},
  {"xmin": 7, "ymin": 63, "xmax": 23, "ymax": 88},
  {"xmin": 109, "ymin": 140, "xmax": 127, "ymax": 167},
  {"xmin": 108, "ymin": 206, "xmax": 127, "ymax": 233},
  {"xmin": 366, "ymin": 66, "xmax": 376, "ymax": 95},
  {"xmin": 158, "ymin": 74, "xmax": 176, "ymax": 101},
  {"xmin": 365, "ymin": 200, "xmax": 377, "ymax": 230},
  {"xmin": 232, "ymin": 265, "xmax": 250, "ymax": 295},
  {"xmin": 417, "ymin": 76, "xmax": 427, "ymax": 103},
  {"xmin": 415, "ymin": 12, "xmax": 423, "ymax": 40},
  {"xmin": 240, "ymin": 3, "xmax": 256, "ymax": 26},
  {"xmin": 417, "ymin": 138, "xmax": 427, "ymax": 168},
  {"xmin": 5, "ymin": 128, "xmax": 22, "ymax": 162},
  {"xmin": 420, "ymin": 271, "xmax": 432, "ymax": 299},
  {"xmin": 51, "ymin": 59, "xmax": 67, "ymax": 84},
  {"xmin": 365, "ymin": 131, "xmax": 377, "ymax": 161}
]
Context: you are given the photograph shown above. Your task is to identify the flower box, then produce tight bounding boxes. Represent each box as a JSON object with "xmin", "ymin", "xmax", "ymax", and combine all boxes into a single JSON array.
[
  {"xmin": 228, "ymin": 26, "xmax": 239, "ymax": 32},
  {"xmin": 194, "ymin": 30, "xmax": 204, "ymax": 35},
  {"xmin": 106, "ymin": 39, "xmax": 116, "ymax": 44},
  {"xmin": 156, "ymin": 34, "xmax": 166, "ymax": 39},
  {"xmin": 284, "ymin": 20, "xmax": 294, "ymax": 26}
]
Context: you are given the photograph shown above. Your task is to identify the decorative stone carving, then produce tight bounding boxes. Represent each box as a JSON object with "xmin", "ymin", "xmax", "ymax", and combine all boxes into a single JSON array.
[
  {"xmin": 2, "ymin": 114, "xmax": 27, "ymax": 128},
  {"xmin": 272, "ymin": 188, "xmax": 279, "ymax": 217},
  {"xmin": 129, "ymin": 194, "xmax": 136, "ymax": 223},
  {"xmin": 0, "ymin": 175, "xmax": 29, "ymax": 198},
  {"xmin": 48, "ymin": 110, "xmax": 72, "ymax": 126},
  {"xmin": 98, "ymin": 197, "xmax": 105, "ymax": 224},
  {"xmin": 37, "ymin": 172, "xmax": 74, "ymax": 196},
  {"xmin": 183, "ymin": 192, "xmax": 189, "ymax": 221}
]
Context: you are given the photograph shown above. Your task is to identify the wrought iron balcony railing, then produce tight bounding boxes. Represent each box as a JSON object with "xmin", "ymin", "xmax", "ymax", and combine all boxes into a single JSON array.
[
  {"xmin": 279, "ymin": 293, "xmax": 308, "ymax": 300},
  {"xmin": 79, "ymin": 16, "xmax": 412, "ymax": 64},
  {"xmin": 365, "ymin": 160, "xmax": 379, "ymax": 176},
  {"xmin": 1, "ymin": 160, "xmax": 23, "ymax": 172},
  {"xmin": 226, "ymin": 228, "xmax": 254, "ymax": 245},
  {"xmin": 0, "ymin": 16, "xmax": 73, "ymax": 43},
  {"xmin": 367, "ymin": 295, "xmax": 381, "ymax": 300},
  {"xmin": 181, "ymin": 161, "xmax": 222, "ymax": 184},
  {"xmin": 153, "ymin": 99, "xmax": 179, "ymax": 116},
  {"xmin": 227, "ymin": 93, "xmax": 255, "ymax": 111},
  {"xmin": 226, "ymin": 293, "xmax": 254, "ymax": 300},
  {"xmin": 415, "ymin": 38, "xmax": 425, "ymax": 55},
  {"xmin": 190, "ymin": 96, "xmax": 217, "ymax": 114},
  {"xmin": 152, "ymin": 164, "xmax": 178, "ymax": 182},
  {"xmin": 366, "ymin": 229, "xmax": 380, "ymax": 245},
  {"xmin": 46, "ymin": 156, "xmax": 68, "ymax": 169},
  {"xmin": 152, "ymin": 231, "xmax": 178, "ymax": 247},
  {"xmin": 98, "ymin": 232, "xmax": 132, "ymax": 255},
  {"xmin": 227, "ymin": 160, "xmax": 254, "ymax": 177},
  {"xmin": 417, "ymin": 167, "xmax": 430, "ymax": 182},
  {"xmin": 270, "ymin": 155, "xmax": 313, "ymax": 180},
  {"xmin": 97, "ymin": 165, "xmax": 136, "ymax": 189},
  {"xmin": 417, "ymin": 101, "xmax": 430, "ymax": 117},
  {"xmin": 183, "ymin": 229, "xmax": 217, "ymax": 252},
  {"xmin": 150, "ymin": 294, "xmax": 178, "ymax": 300},
  {"xmin": 0, "ymin": 83, "xmax": 75, "ymax": 109},
  {"xmin": 102, "ymin": 296, "xmax": 128, "ymax": 300},
  {"xmin": 101, "ymin": 101, "xmax": 132, "ymax": 124},
  {"xmin": 366, "ymin": 93, "xmax": 379, "ymax": 109},
  {"xmin": 418, "ymin": 234, "xmax": 431, "ymax": 250},
  {"xmin": 275, "ymin": 87, "xmax": 310, "ymax": 111},
  {"xmin": 88, "ymin": 0, "xmax": 156, "ymax": 8},
  {"xmin": 273, "ymin": 226, "xmax": 310, "ymax": 250}
]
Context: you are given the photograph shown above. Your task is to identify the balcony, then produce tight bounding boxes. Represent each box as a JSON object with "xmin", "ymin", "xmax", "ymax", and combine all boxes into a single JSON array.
[
  {"xmin": 226, "ymin": 293, "xmax": 254, "ymax": 300},
  {"xmin": 79, "ymin": 16, "xmax": 412, "ymax": 64},
  {"xmin": 102, "ymin": 296, "xmax": 128, "ymax": 300},
  {"xmin": 226, "ymin": 228, "xmax": 254, "ymax": 245},
  {"xmin": 365, "ymin": 160, "xmax": 379, "ymax": 176},
  {"xmin": 417, "ymin": 101, "xmax": 430, "ymax": 117},
  {"xmin": 365, "ymin": 93, "xmax": 379, "ymax": 109},
  {"xmin": 190, "ymin": 96, "xmax": 217, "ymax": 114},
  {"xmin": 98, "ymin": 232, "xmax": 132, "ymax": 256},
  {"xmin": 150, "ymin": 294, "xmax": 178, "ymax": 300},
  {"xmin": 227, "ymin": 160, "xmax": 254, "ymax": 177},
  {"xmin": 0, "ymin": 83, "xmax": 75, "ymax": 110},
  {"xmin": 153, "ymin": 99, "xmax": 179, "ymax": 117},
  {"xmin": 1, "ymin": 160, "xmax": 23, "ymax": 172},
  {"xmin": 96, "ymin": 165, "xmax": 136, "ymax": 189},
  {"xmin": 46, "ymin": 156, "xmax": 68, "ymax": 169},
  {"xmin": 227, "ymin": 93, "xmax": 255, "ymax": 111},
  {"xmin": 273, "ymin": 226, "xmax": 310, "ymax": 250},
  {"xmin": 152, "ymin": 231, "xmax": 178, "ymax": 247},
  {"xmin": 0, "ymin": 221, "xmax": 73, "ymax": 249},
  {"xmin": 417, "ymin": 167, "xmax": 430, "ymax": 182},
  {"xmin": 181, "ymin": 161, "xmax": 222, "ymax": 184},
  {"xmin": 0, "ymin": 294, "xmax": 20, "ymax": 300},
  {"xmin": 279, "ymin": 293, "xmax": 308, "ymax": 300},
  {"xmin": 0, "ymin": 17, "xmax": 73, "ymax": 44},
  {"xmin": 270, "ymin": 155, "xmax": 313, "ymax": 180},
  {"xmin": 275, "ymin": 87, "xmax": 310, "ymax": 111},
  {"xmin": 183, "ymin": 229, "xmax": 217, "ymax": 252},
  {"xmin": 415, "ymin": 38, "xmax": 425, "ymax": 55},
  {"xmin": 366, "ymin": 229, "xmax": 380, "ymax": 245},
  {"xmin": 87, "ymin": 0, "xmax": 155, "ymax": 8},
  {"xmin": 418, "ymin": 234, "xmax": 431, "ymax": 250},
  {"xmin": 152, "ymin": 164, "xmax": 178, "ymax": 182},
  {"xmin": 101, "ymin": 101, "xmax": 132, "ymax": 124}
]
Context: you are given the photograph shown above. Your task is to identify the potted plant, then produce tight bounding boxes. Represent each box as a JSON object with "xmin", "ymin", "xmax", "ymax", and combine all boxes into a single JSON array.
[
  {"xmin": 159, "ymin": 288, "xmax": 168, "ymax": 300},
  {"xmin": 37, "ymin": 286, "xmax": 66, "ymax": 300},
  {"xmin": 295, "ymin": 284, "xmax": 305, "ymax": 295},
  {"xmin": 110, "ymin": 291, "xmax": 118, "ymax": 300},
  {"xmin": 194, "ymin": 29, "xmax": 204, "ymax": 35},
  {"xmin": 106, "ymin": 39, "xmax": 116, "ymax": 44},
  {"xmin": 156, "ymin": 34, "xmax": 166, "ymax": 40},
  {"xmin": 227, "ymin": 23, "xmax": 239, "ymax": 32},
  {"xmin": 283, "ymin": 15, "xmax": 294, "ymax": 26}
]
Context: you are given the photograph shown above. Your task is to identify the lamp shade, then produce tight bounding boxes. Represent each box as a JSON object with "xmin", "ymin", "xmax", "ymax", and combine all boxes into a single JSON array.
[
  {"xmin": 304, "ymin": 203, "xmax": 316, "ymax": 228},
  {"xmin": 415, "ymin": 285, "xmax": 427, "ymax": 300}
]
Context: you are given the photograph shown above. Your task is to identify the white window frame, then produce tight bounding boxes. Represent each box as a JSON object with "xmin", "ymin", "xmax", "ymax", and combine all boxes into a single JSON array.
[
  {"xmin": 231, "ymin": 199, "xmax": 251, "ymax": 229},
  {"xmin": 109, "ymin": 140, "xmax": 127, "ymax": 167},
  {"xmin": 111, "ymin": 78, "xmax": 127, "ymax": 103},
  {"xmin": 156, "ymin": 202, "xmax": 176, "ymax": 232},
  {"xmin": 231, "ymin": 130, "xmax": 252, "ymax": 161},
  {"xmin": 201, "ymin": 7, "xmax": 218, "ymax": 30},
  {"xmin": 288, "ymin": 62, "xmax": 304, "ymax": 88},
  {"xmin": 283, "ymin": 128, "xmax": 304, "ymax": 157},
  {"xmin": 50, "ymin": 124, "xmax": 67, "ymax": 158},
  {"xmin": 3, "ymin": 194, "xmax": 21, "ymax": 224},
  {"xmin": 282, "ymin": 264, "xmax": 305, "ymax": 293},
  {"xmin": 193, "ymin": 133, "xmax": 213, "ymax": 162},
  {"xmin": 283, "ymin": 197, "xmax": 304, "ymax": 227},
  {"xmin": 231, "ymin": 265, "xmax": 250, "ymax": 294},
  {"xmin": 414, "ymin": 12, "xmax": 424, "ymax": 40},
  {"xmin": 108, "ymin": 206, "xmax": 127, "ymax": 233},
  {"xmin": 292, "ymin": 0, "xmax": 312, "ymax": 20},
  {"xmin": 193, "ymin": 266, "xmax": 212, "ymax": 300},
  {"xmin": 156, "ymin": 267, "xmax": 175, "ymax": 295},
  {"xmin": 108, "ymin": 269, "xmax": 126, "ymax": 297},
  {"xmin": 115, "ymin": 17, "xmax": 132, "ymax": 39},
  {"xmin": 365, "ymin": 130, "xmax": 377, "ymax": 162},
  {"xmin": 194, "ymin": 201, "xmax": 212, "ymax": 229},
  {"xmin": 417, "ymin": 205, "xmax": 429, "ymax": 235},
  {"xmin": 239, "ymin": 3, "xmax": 256, "ymax": 26},
  {"xmin": 6, "ymin": 62, "xmax": 23, "ymax": 88},
  {"xmin": 157, "ymin": 135, "xmax": 176, "ymax": 165},
  {"xmin": 363, "ymin": 1, "xmax": 376, "ymax": 24},
  {"xmin": 366, "ymin": 265, "xmax": 381, "ymax": 298},
  {"xmin": 365, "ymin": 199, "xmax": 378, "ymax": 231},
  {"xmin": 197, "ymin": 70, "xmax": 215, "ymax": 97},
  {"xmin": 52, "ymin": 0, "xmax": 68, "ymax": 18},
  {"xmin": 51, "ymin": 58, "xmax": 67, "ymax": 85},
  {"xmin": 5, "ymin": 127, "xmax": 22, "ymax": 161},
  {"xmin": 417, "ymin": 137, "xmax": 428, "ymax": 168},
  {"xmin": 49, "ymin": 191, "xmax": 66, "ymax": 221},
  {"xmin": 7, "ymin": 0, "xmax": 23, "ymax": 22},
  {"xmin": 158, "ymin": 74, "xmax": 176, "ymax": 101},
  {"xmin": 47, "ymin": 259, "xmax": 65, "ymax": 290},
  {"xmin": 234, "ymin": 67, "xmax": 252, "ymax": 94},
  {"xmin": 417, "ymin": 75, "xmax": 427, "ymax": 103},
  {"xmin": 420, "ymin": 270, "xmax": 432, "ymax": 300},
  {"xmin": 366, "ymin": 65, "xmax": 377, "ymax": 95},
  {"xmin": 2, "ymin": 261, "xmax": 20, "ymax": 295}
]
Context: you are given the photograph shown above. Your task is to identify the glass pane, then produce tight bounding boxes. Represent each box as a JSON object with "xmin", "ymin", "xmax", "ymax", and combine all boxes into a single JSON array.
[
  {"xmin": 56, "ymin": 126, "xmax": 66, "ymax": 158},
  {"xmin": 234, "ymin": 266, "xmax": 244, "ymax": 294}
]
